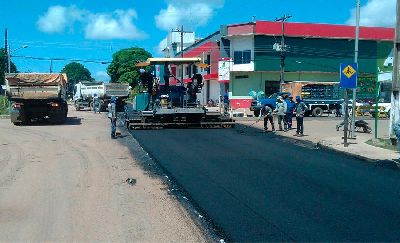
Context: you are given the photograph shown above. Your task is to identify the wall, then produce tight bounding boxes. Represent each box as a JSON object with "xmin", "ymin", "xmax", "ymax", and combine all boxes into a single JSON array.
[
  {"xmin": 254, "ymin": 36, "xmax": 393, "ymax": 75},
  {"xmin": 197, "ymin": 80, "xmax": 222, "ymax": 105},
  {"xmin": 230, "ymin": 36, "xmax": 255, "ymax": 71}
]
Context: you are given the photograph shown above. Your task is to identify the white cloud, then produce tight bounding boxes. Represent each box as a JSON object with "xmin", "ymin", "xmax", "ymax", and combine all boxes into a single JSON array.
[
  {"xmin": 37, "ymin": 6, "xmax": 147, "ymax": 40},
  {"xmin": 37, "ymin": 5, "xmax": 84, "ymax": 33},
  {"xmin": 346, "ymin": 0, "xmax": 396, "ymax": 27},
  {"xmin": 85, "ymin": 9, "xmax": 147, "ymax": 40},
  {"xmin": 155, "ymin": 0, "xmax": 224, "ymax": 31},
  {"xmin": 157, "ymin": 37, "xmax": 168, "ymax": 55},
  {"xmin": 95, "ymin": 71, "xmax": 110, "ymax": 81}
]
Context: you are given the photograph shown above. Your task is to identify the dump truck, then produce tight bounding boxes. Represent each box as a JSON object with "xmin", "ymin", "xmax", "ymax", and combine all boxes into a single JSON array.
[
  {"xmin": 5, "ymin": 73, "xmax": 68, "ymax": 125},
  {"xmin": 73, "ymin": 82, "xmax": 130, "ymax": 111}
]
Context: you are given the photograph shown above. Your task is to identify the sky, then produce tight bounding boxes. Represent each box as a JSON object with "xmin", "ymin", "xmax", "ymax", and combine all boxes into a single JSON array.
[{"xmin": 1, "ymin": 0, "xmax": 396, "ymax": 81}]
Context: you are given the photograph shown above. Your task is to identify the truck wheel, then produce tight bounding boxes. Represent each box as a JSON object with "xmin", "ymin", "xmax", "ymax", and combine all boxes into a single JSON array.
[
  {"xmin": 312, "ymin": 107, "xmax": 323, "ymax": 117},
  {"xmin": 254, "ymin": 110, "xmax": 260, "ymax": 117}
]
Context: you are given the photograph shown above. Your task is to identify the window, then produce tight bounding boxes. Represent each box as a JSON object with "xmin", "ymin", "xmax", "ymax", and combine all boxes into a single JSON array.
[
  {"xmin": 185, "ymin": 66, "xmax": 192, "ymax": 77},
  {"xmin": 235, "ymin": 75, "xmax": 249, "ymax": 79},
  {"xmin": 206, "ymin": 54, "xmax": 211, "ymax": 74},
  {"xmin": 233, "ymin": 50, "xmax": 251, "ymax": 64}
]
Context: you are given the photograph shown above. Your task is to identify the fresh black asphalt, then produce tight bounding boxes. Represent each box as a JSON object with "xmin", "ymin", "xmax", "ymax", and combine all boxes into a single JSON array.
[{"xmin": 130, "ymin": 126, "xmax": 400, "ymax": 242}]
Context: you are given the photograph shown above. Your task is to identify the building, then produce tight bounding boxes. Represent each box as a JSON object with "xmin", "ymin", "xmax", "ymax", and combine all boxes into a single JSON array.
[
  {"xmin": 175, "ymin": 31, "xmax": 227, "ymax": 105},
  {"xmin": 161, "ymin": 29, "xmax": 196, "ymax": 57},
  {"xmin": 178, "ymin": 21, "xmax": 394, "ymax": 110}
]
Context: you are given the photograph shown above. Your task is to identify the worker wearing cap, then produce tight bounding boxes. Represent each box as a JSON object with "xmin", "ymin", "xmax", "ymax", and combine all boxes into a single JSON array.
[
  {"xmin": 274, "ymin": 96, "xmax": 287, "ymax": 131},
  {"xmin": 285, "ymin": 95, "xmax": 296, "ymax": 129},
  {"xmin": 262, "ymin": 104, "xmax": 275, "ymax": 132},
  {"xmin": 108, "ymin": 96, "xmax": 117, "ymax": 139},
  {"xmin": 294, "ymin": 96, "xmax": 308, "ymax": 136}
]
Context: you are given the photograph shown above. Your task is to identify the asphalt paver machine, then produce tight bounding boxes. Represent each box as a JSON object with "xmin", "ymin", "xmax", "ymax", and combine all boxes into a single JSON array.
[{"xmin": 125, "ymin": 57, "xmax": 235, "ymax": 129}]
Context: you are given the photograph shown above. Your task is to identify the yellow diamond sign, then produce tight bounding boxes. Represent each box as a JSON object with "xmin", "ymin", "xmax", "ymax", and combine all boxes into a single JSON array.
[{"xmin": 342, "ymin": 65, "xmax": 356, "ymax": 79}]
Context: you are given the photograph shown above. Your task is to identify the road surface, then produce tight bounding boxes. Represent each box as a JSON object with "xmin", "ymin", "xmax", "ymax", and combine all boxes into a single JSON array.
[
  {"xmin": 131, "ymin": 126, "xmax": 400, "ymax": 242},
  {"xmin": 0, "ymin": 107, "xmax": 207, "ymax": 242}
]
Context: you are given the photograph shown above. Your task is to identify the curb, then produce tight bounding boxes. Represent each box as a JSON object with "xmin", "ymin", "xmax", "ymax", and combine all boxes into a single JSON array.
[
  {"xmin": 0, "ymin": 115, "xmax": 10, "ymax": 119},
  {"xmin": 238, "ymin": 122, "xmax": 397, "ymax": 167},
  {"xmin": 316, "ymin": 141, "xmax": 376, "ymax": 163},
  {"xmin": 316, "ymin": 141, "xmax": 400, "ymax": 170}
]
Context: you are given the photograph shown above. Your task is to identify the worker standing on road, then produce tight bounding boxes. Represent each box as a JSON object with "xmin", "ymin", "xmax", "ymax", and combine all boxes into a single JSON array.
[
  {"xmin": 294, "ymin": 96, "xmax": 308, "ymax": 136},
  {"xmin": 285, "ymin": 95, "xmax": 296, "ymax": 130},
  {"xmin": 108, "ymin": 96, "xmax": 117, "ymax": 139},
  {"xmin": 93, "ymin": 93, "xmax": 100, "ymax": 113},
  {"xmin": 262, "ymin": 104, "xmax": 275, "ymax": 132},
  {"xmin": 274, "ymin": 96, "xmax": 287, "ymax": 131}
]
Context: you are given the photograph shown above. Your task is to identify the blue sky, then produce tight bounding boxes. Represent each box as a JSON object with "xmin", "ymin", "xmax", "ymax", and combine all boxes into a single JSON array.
[{"xmin": 1, "ymin": 0, "xmax": 395, "ymax": 81}]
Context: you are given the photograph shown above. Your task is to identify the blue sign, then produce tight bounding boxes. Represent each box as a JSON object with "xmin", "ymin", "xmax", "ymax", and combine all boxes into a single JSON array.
[{"xmin": 340, "ymin": 63, "xmax": 358, "ymax": 89}]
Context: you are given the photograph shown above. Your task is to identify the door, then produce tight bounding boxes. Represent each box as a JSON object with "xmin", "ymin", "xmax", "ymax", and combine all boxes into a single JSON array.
[{"xmin": 264, "ymin": 81, "xmax": 280, "ymax": 97}]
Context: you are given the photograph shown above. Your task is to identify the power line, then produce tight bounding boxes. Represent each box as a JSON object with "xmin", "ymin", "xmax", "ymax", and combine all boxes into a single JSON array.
[{"xmin": 11, "ymin": 55, "xmax": 111, "ymax": 64}]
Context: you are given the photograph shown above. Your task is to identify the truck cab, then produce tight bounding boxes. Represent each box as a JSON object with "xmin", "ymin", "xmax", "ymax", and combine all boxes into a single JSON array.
[{"xmin": 250, "ymin": 92, "xmax": 291, "ymax": 117}]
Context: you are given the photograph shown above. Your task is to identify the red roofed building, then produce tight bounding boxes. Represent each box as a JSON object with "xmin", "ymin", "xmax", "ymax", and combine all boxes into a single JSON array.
[
  {"xmin": 178, "ymin": 21, "xmax": 394, "ymax": 112},
  {"xmin": 228, "ymin": 21, "xmax": 394, "ymax": 111},
  {"xmin": 175, "ymin": 31, "xmax": 228, "ymax": 105}
]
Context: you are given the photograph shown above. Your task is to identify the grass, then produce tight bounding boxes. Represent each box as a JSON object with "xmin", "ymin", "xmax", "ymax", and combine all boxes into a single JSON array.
[
  {"xmin": 366, "ymin": 138, "xmax": 397, "ymax": 152},
  {"xmin": 0, "ymin": 95, "xmax": 9, "ymax": 115}
]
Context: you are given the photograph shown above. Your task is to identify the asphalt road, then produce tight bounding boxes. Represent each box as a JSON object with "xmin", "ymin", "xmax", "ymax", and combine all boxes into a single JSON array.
[{"xmin": 131, "ymin": 126, "xmax": 400, "ymax": 242}]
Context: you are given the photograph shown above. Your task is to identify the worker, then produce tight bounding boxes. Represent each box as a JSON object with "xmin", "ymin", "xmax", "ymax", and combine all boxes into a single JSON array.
[
  {"xmin": 262, "ymin": 104, "xmax": 275, "ymax": 132},
  {"xmin": 163, "ymin": 62, "xmax": 171, "ymax": 94},
  {"xmin": 108, "ymin": 96, "xmax": 117, "ymax": 139},
  {"xmin": 285, "ymin": 95, "xmax": 296, "ymax": 129},
  {"xmin": 223, "ymin": 92, "xmax": 230, "ymax": 114},
  {"xmin": 274, "ymin": 96, "xmax": 287, "ymax": 131},
  {"xmin": 294, "ymin": 96, "xmax": 308, "ymax": 136},
  {"xmin": 93, "ymin": 93, "xmax": 100, "ymax": 113}
]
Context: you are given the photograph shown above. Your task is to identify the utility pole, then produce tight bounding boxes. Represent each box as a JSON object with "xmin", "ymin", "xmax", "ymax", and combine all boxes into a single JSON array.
[
  {"xmin": 390, "ymin": 0, "xmax": 400, "ymax": 139},
  {"xmin": 275, "ymin": 15, "xmax": 292, "ymax": 92},
  {"xmin": 350, "ymin": 0, "xmax": 361, "ymax": 139},
  {"xmin": 49, "ymin": 59, "xmax": 53, "ymax": 73},
  {"xmin": 181, "ymin": 25, "xmax": 184, "ymax": 86}
]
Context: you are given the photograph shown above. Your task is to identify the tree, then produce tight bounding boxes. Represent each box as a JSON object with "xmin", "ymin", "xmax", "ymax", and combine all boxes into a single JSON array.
[
  {"xmin": 107, "ymin": 47, "xmax": 152, "ymax": 88},
  {"xmin": 61, "ymin": 62, "xmax": 93, "ymax": 83},
  {"xmin": 0, "ymin": 48, "xmax": 17, "ymax": 86},
  {"xmin": 61, "ymin": 62, "xmax": 93, "ymax": 95}
]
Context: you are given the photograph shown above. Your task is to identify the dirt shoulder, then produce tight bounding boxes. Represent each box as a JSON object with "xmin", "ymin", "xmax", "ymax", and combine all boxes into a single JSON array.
[{"xmin": 0, "ymin": 106, "xmax": 207, "ymax": 242}]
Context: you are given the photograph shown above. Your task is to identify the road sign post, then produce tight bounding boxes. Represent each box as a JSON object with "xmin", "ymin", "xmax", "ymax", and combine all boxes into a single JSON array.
[{"xmin": 340, "ymin": 63, "xmax": 358, "ymax": 147}]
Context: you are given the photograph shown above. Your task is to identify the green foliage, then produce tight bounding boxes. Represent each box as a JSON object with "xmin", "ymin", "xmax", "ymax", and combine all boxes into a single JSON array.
[
  {"xmin": 0, "ymin": 48, "xmax": 18, "ymax": 86},
  {"xmin": 61, "ymin": 62, "xmax": 93, "ymax": 82},
  {"xmin": 119, "ymin": 71, "xmax": 138, "ymax": 85},
  {"xmin": 129, "ymin": 86, "xmax": 140, "ymax": 99},
  {"xmin": 0, "ymin": 96, "xmax": 9, "ymax": 115},
  {"xmin": 107, "ymin": 47, "xmax": 152, "ymax": 88}
]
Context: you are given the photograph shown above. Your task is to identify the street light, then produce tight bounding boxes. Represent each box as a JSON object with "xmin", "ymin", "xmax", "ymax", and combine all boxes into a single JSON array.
[{"xmin": 8, "ymin": 45, "xmax": 28, "ymax": 73}]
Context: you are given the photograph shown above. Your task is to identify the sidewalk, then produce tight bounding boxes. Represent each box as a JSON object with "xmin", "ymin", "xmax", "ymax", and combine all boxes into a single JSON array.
[{"xmin": 237, "ymin": 117, "xmax": 398, "ymax": 162}]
